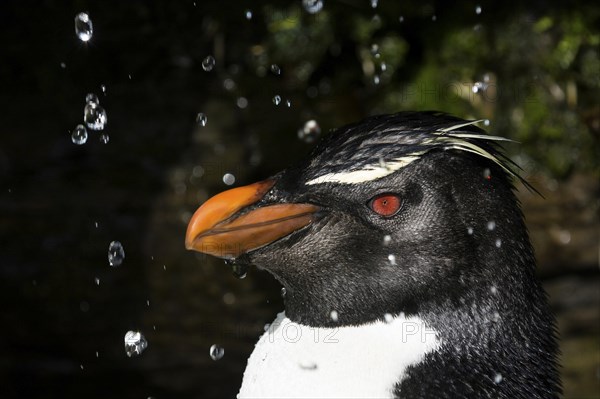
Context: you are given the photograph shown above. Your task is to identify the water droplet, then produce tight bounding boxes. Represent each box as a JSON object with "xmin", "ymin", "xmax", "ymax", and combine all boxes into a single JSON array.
[
  {"xmin": 84, "ymin": 102, "xmax": 107, "ymax": 130},
  {"xmin": 146, "ymin": 299, "xmax": 150, "ymax": 307},
  {"xmin": 94, "ymin": 277, "xmax": 100, "ymax": 286},
  {"xmin": 494, "ymin": 373, "xmax": 503, "ymax": 384},
  {"xmin": 71, "ymin": 124, "xmax": 88, "ymax": 145},
  {"xmin": 475, "ymin": 5, "xmax": 482, "ymax": 14},
  {"xmin": 483, "ymin": 119, "xmax": 491, "ymax": 126},
  {"xmin": 270, "ymin": 64, "xmax": 281, "ymax": 75},
  {"xmin": 281, "ymin": 287, "xmax": 287, "ymax": 298},
  {"xmin": 487, "ymin": 221, "xmax": 496, "ymax": 231},
  {"xmin": 99, "ymin": 133, "xmax": 110, "ymax": 144},
  {"xmin": 85, "ymin": 93, "xmax": 99, "ymax": 105},
  {"xmin": 108, "ymin": 241, "xmax": 125, "ymax": 267},
  {"xmin": 236, "ymin": 97, "xmax": 248, "ymax": 109},
  {"xmin": 558, "ymin": 230, "xmax": 571, "ymax": 244},
  {"xmin": 222, "ymin": 173, "xmax": 235, "ymax": 185},
  {"xmin": 302, "ymin": 0, "xmax": 324, "ymax": 14},
  {"xmin": 388, "ymin": 254, "xmax": 397, "ymax": 265},
  {"xmin": 472, "ymin": 82, "xmax": 483, "ymax": 93},
  {"xmin": 124, "ymin": 331, "xmax": 148, "ymax": 357},
  {"xmin": 202, "ymin": 55, "xmax": 216, "ymax": 71},
  {"xmin": 467, "ymin": 227, "xmax": 474, "ymax": 235},
  {"xmin": 371, "ymin": 0, "xmax": 378, "ymax": 8},
  {"xmin": 272, "ymin": 95, "xmax": 282, "ymax": 105},
  {"xmin": 380, "ymin": 62, "xmax": 387, "ymax": 72},
  {"xmin": 383, "ymin": 235, "xmax": 392, "ymax": 245},
  {"xmin": 495, "ymin": 238, "xmax": 502, "ymax": 248},
  {"xmin": 196, "ymin": 113, "xmax": 207, "ymax": 126},
  {"xmin": 399, "ymin": 16, "xmax": 404, "ymax": 23},
  {"xmin": 231, "ymin": 262, "xmax": 248, "ymax": 279},
  {"xmin": 490, "ymin": 286, "xmax": 498, "ymax": 294},
  {"xmin": 96, "ymin": 351, "xmax": 99, "ymax": 357},
  {"xmin": 492, "ymin": 311, "xmax": 501, "ymax": 322},
  {"xmin": 384, "ymin": 313, "xmax": 393, "ymax": 323},
  {"xmin": 209, "ymin": 344, "xmax": 225, "ymax": 360},
  {"xmin": 297, "ymin": 120, "xmax": 321, "ymax": 143},
  {"xmin": 483, "ymin": 168, "xmax": 491, "ymax": 180},
  {"xmin": 330, "ymin": 310, "xmax": 339, "ymax": 322},
  {"xmin": 370, "ymin": 43, "xmax": 379, "ymax": 56},
  {"xmin": 60, "ymin": 62, "xmax": 66, "ymax": 69},
  {"xmin": 100, "ymin": 84, "xmax": 107, "ymax": 95},
  {"xmin": 223, "ymin": 78, "xmax": 236, "ymax": 91},
  {"xmin": 74, "ymin": 12, "xmax": 93, "ymax": 42},
  {"xmin": 373, "ymin": 75, "xmax": 380, "ymax": 85},
  {"xmin": 285, "ymin": 99, "xmax": 292, "ymax": 107},
  {"xmin": 245, "ymin": 9, "xmax": 253, "ymax": 20}
]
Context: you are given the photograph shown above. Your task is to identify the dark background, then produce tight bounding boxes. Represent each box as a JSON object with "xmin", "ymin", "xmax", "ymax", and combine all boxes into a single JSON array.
[{"xmin": 0, "ymin": 1, "xmax": 598, "ymax": 398}]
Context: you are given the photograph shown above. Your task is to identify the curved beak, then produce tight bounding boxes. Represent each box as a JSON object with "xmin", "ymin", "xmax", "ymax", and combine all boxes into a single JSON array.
[{"xmin": 185, "ymin": 179, "xmax": 319, "ymax": 259}]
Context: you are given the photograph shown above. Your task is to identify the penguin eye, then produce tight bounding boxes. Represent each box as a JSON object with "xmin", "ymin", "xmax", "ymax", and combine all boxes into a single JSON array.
[{"xmin": 368, "ymin": 193, "xmax": 402, "ymax": 217}]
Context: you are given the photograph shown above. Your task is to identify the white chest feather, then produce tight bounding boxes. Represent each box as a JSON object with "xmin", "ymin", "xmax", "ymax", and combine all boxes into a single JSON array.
[{"xmin": 238, "ymin": 312, "xmax": 439, "ymax": 399}]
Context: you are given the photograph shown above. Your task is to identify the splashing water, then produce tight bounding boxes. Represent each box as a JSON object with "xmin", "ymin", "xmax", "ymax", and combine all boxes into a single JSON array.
[
  {"xmin": 84, "ymin": 102, "xmax": 107, "ymax": 130},
  {"xmin": 71, "ymin": 124, "xmax": 88, "ymax": 145},
  {"xmin": 74, "ymin": 12, "xmax": 93, "ymax": 42},
  {"xmin": 222, "ymin": 173, "xmax": 235, "ymax": 186},
  {"xmin": 202, "ymin": 56, "xmax": 216, "ymax": 71},
  {"xmin": 302, "ymin": 0, "xmax": 324, "ymax": 14},
  {"xmin": 298, "ymin": 120, "xmax": 321, "ymax": 143},
  {"xmin": 108, "ymin": 241, "xmax": 125, "ymax": 267},
  {"xmin": 196, "ymin": 113, "xmax": 207, "ymax": 126},
  {"xmin": 124, "ymin": 331, "xmax": 148, "ymax": 357},
  {"xmin": 210, "ymin": 344, "xmax": 225, "ymax": 360}
]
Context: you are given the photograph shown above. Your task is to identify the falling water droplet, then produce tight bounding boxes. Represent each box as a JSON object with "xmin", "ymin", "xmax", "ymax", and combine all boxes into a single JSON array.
[
  {"xmin": 245, "ymin": 9, "xmax": 253, "ymax": 20},
  {"xmin": 383, "ymin": 235, "xmax": 392, "ymax": 246},
  {"xmin": 297, "ymin": 120, "xmax": 321, "ymax": 143},
  {"xmin": 475, "ymin": 5, "xmax": 482, "ymax": 14},
  {"xmin": 99, "ymin": 133, "xmax": 110, "ymax": 144},
  {"xmin": 371, "ymin": 0, "xmax": 378, "ymax": 8},
  {"xmin": 202, "ymin": 56, "xmax": 216, "ymax": 71},
  {"xmin": 330, "ymin": 310, "xmax": 339, "ymax": 322},
  {"xmin": 484, "ymin": 119, "xmax": 490, "ymax": 126},
  {"xmin": 222, "ymin": 173, "xmax": 235, "ymax": 186},
  {"xmin": 467, "ymin": 227, "xmax": 474, "ymax": 235},
  {"xmin": 236, "ymin": 97, "xmax": 248, "ymax": 109},
  {"xmin": 196, "ymin": 113, "xmax": 207, "ymax": 126},
  {"xmin": 94, "ymin": 277, "xmax": 100, "ymax": 286},
  {"xmin": 229, "ymin": 262, "xmax": 248, "ymax": 279},
  {"xmin": 209, "ymin": 344, "xmax": 225, "ymax": 360},
  {"xmin": 388, "ymin": 254, "xmax": 397, "ymax": 265},
  {"xmin": 272, "ymin": 95, "xmax": 282, "ymax": 105},
  {"xmin": 86, "ymin": 93, "xmax": 99, "ymax": 105},
  {"xmin": 74, "ymin": 12, "xmax": 93, "ymax": 42},
  {"xmin": 495, "ymin": 238, "xmax": 502, "ymax": 248},
  {"xmin": 281, "ymin": 287, "xmax": 287, "ymax": 298},
  {"xmin": 124, "ymin": 331, "xmax": 148, "ymax": 357},
  {"xmin": 494, "ymin": 373, "xmax": 503, "ymax": 384},
  {"xmin": 399, "ymin": 16, "xmax": 404, "ymax": 23},
  {"xmin": 487, "ymin": 221, "xmax": 496, "ymax": 231},
  {"xmin": 373, "ymin": 75, "xmax": 380, "ymax": 85},
  {"xmin": 302, "ymin": 0, "xmax": 324, "ymax": 14},
  {"xmin": 71, "ymin": 124, "xmax": 88, "ymax": 145},
  {"xmin": 100, "ymin": 84, "xmax": 107, "ymax": 95},
  {"xmin": 270, "ymin": 64, "xmax": 281, "ymax": 75},
  {"xmin": 108, "ymin": 241, "xmax": 125, "ymax": 267},
  {"xmin": 84, "ymin": 103, "xmax": 107, "ymax": 130},
  {"xmin": 285, "ymin": 99, "xmax": 292, "ymax": 107},
  {"xmin": 384, "ymin": 313, "xmax": 393, "ymax": 323}
]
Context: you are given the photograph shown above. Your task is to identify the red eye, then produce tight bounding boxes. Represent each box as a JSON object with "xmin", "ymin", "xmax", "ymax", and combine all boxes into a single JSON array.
[{"xmin": 368, "ymin": 194, "xmax": 402, "ymax": 217}]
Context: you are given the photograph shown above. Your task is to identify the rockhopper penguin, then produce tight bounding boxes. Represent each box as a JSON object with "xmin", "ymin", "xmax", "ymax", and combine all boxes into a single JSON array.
[{"xmin": 185, "ymin": 112, "xmax": 560, "ymax": 398}]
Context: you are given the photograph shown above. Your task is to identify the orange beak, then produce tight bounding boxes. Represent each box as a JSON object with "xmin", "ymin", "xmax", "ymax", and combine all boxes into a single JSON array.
[{"xmin": 185, "ymin": 179, "xmax": 319, "ymax": 259}]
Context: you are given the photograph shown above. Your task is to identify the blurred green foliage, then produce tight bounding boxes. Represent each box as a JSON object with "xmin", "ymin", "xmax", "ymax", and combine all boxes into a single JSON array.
[{"xmin": 249, "ymin": 1, "xmax": 599, "ymax": 178}]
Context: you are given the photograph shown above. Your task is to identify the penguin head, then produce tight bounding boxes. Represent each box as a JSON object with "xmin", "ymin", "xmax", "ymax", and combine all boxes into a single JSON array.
[{"xmin": 186, "ymin": 112, "xmax": 528, "ymax": 326}]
